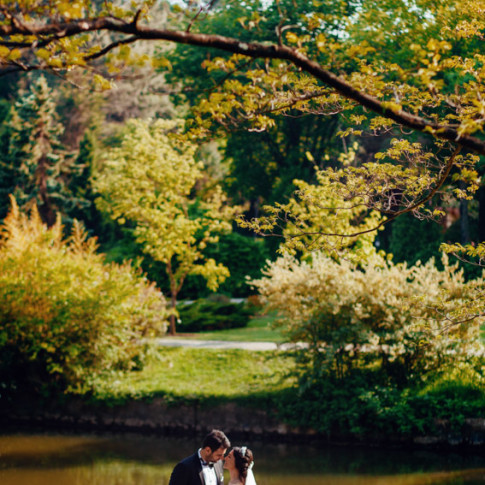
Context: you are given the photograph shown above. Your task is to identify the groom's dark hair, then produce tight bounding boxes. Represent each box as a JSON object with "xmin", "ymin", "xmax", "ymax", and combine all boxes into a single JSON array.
[{"xmin": 202, "ymin": 429, "xmax": 230, "ymax": 451}]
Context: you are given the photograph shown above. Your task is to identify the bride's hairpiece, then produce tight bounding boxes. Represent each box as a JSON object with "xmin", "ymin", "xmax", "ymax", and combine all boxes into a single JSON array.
[{"xmin": 240, "ymin": 446, "xmax": 254, "ymax": 469}]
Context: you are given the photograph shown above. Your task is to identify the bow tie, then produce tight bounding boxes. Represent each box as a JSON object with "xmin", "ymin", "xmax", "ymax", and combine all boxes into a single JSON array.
[{"xmin": 201, "ymin": 461, "xmax": 214, "ymax": 468}]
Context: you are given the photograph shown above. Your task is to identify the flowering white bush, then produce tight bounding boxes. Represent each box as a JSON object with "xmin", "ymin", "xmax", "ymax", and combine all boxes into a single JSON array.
[{"xmin": 252, "ymin": 252, "xmax": 484, "ymax": 382}]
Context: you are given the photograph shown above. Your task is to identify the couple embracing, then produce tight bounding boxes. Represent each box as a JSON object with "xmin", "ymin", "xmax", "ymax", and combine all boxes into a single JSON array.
[{"xmin": 169, "ymin": 429, "xmax": 256, "ymax": 485}]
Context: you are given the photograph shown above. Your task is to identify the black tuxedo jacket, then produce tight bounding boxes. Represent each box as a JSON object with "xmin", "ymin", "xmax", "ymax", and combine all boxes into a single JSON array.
[{"xmin": 168, "ymin": 452, "xmax": 224, "ymax": 485}]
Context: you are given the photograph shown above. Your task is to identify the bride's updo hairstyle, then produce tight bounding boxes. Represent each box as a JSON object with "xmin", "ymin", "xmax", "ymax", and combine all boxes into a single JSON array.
[{"xmin": 233, "ymin": 446, "xmax": 254, "ymax": 483}]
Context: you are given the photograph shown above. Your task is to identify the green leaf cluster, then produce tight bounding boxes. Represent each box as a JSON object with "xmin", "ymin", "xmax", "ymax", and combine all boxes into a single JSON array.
[
  {"xmin": 388, "ymin": 212, "xmax": 444, "ymax": 267},
  {"xmin": 177, "ymin": 296, "xmax": 256, "ymax": 333},
  {"xmin": 276, "ymin": 368, "xmax": 485, "ymax": 439},
  {"xmin": 180, "ymin": 232, "xmax": 270, "ymax": 298}
]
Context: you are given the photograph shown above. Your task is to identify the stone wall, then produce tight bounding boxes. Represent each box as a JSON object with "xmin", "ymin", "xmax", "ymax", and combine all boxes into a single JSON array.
[{"xmin": 2, "ymin": 398, "xmax": 485, "ymax": 448}]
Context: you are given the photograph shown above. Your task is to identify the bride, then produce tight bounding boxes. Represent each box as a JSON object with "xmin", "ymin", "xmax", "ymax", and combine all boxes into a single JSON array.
[{"xmin": 223, "ymin": 446, "xmax": 256, "ymax": 485}]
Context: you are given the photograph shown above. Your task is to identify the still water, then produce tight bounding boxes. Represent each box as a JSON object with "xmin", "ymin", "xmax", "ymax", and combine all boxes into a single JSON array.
[{"xmin": 0, "ymin": 431, "xmax": 484, "ymax": 485}]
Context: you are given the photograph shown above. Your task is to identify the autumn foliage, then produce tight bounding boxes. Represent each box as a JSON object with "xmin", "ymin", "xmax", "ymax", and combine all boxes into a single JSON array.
[{"xmin": 0, "ymin": 198, "xmax": 167, "ymax": 397}]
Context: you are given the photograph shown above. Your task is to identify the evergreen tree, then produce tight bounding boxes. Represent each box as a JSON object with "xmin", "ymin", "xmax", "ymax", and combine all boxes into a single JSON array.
[
  {"xmin": 0, "ymin": 76, "xmax": 77, "ymax": 225},
  {"xmin": 67, "ymin": 131, "xmax": 104, "ymax": 234}
]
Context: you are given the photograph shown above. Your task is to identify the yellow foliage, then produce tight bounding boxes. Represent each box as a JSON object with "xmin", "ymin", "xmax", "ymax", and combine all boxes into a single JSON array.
[
  {"xmin": 240, "ymin": 167, "xmax": 383, "ymax": 261},
  {"xmin": 94, "ymin": 119, "xmax": 235, "ymax": 323},
  {"xmin": 0, "ymin": 45, "xmax": 10, "ymax": 58},
  {"xmin": 2, "ymin": 0, "xmax": 485, "ymax": 326},
  {"xmin": 93, "ymin": 74, "xmax": 114, "ymax": 91},
  {"xmin": 0, "ymin": 197, "xmax": 167, "ymax": 394}
]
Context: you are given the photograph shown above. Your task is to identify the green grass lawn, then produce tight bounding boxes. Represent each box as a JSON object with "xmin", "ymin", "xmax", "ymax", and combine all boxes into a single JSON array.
[
  {"xmin": 94, "ymin": 312, "xmax": 292, "ymax": 406},
  {"xmin": 173, "ymin": 312, "xmax": 285, "ymax": 343},
  {"xmin": 98, "ymin": 347, "xmax": 295, "ymax": 404}
]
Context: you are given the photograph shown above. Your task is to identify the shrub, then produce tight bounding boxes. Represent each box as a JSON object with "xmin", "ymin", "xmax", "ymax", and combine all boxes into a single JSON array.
[
  {"xmin": 177, "ymin": 295, "xmax": 255, "ymax": 332},
  {"xmin": 251, "ymin": 251, "xmax": 484, "ymax": 385},
  {"xmin": 276, "ymin": 363, "xmax": 485, "ymax": 439},
  {"xmin": 0, "ymin": 199, "xmax": 168, "ymax": 398}
]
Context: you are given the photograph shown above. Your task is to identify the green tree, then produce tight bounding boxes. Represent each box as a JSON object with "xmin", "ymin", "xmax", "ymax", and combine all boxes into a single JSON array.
[
  {"xmin": 0, "ymin": 75, "xmax": 80, "ymax": 225},
  {"xmin": 66, "ymin": 130, "xmax": 105, "ymax": 235},
  {"xmin": 94, "ymin": 119, "xmax": 234, "ymax": 335},
  {"xmin": 388, "ymin": 212, "xmax": 444, "ymax": 267},
  {"xmin": 164, "ymin": 1, "xmax": 350, "ymax": 216},
  {"xmin": 180, "ymin": 231, "xmax": 271, "ymax": 298}
]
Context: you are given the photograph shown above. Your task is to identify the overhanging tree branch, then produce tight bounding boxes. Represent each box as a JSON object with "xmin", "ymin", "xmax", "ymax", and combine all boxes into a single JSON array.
[
  {"xmin": 85, "ymin": 35, "xmax": 139, "ymax": 61},
  {"xmin": 1, "ymin": 17, "xmax": 485, "ymax": 154},
  {"xmin": 245, "ymin": 145, "xmax": 462, "ymax": 244}
]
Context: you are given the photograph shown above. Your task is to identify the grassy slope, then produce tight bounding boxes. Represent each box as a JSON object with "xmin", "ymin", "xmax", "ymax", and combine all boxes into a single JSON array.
[
  {"xmin": 94, "ymin": 311, "xmax": 484, "ymax": 432},
  {"xmin": 99, "ymin": 347, "xmax": 296, "ymax": 404},
  {"xmin": 92, "ymin": 325, "xmax": 484, "ymax": 438},
  {"xmin": 95, "ymin": 313, "xmax": 291, "ymax": 404}
]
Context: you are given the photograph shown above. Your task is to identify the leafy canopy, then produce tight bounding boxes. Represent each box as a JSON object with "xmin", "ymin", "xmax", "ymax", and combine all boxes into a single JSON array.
[{"xmin": 1, "ymin": 1, "xmax": 484, "ymax": 150}]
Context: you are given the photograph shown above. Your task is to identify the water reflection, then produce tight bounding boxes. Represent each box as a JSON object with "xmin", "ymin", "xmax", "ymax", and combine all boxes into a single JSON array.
[{"xmin": 0, "ymin": 432, "xmax": 484, "ymax": 485}]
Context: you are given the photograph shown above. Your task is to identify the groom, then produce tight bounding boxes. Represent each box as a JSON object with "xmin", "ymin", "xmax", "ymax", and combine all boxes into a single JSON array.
[{"xmin": 168, "ymin": 429, "xmax": 230, "ymax": 485}]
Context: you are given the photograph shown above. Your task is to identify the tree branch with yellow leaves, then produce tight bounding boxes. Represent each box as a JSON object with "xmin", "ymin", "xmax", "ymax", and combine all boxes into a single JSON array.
[{"xmin": 1, "ymin": 4, "xmax": 485, "ymax": 154}]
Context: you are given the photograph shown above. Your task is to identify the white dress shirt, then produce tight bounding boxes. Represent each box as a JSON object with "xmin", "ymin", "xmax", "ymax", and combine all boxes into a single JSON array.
[{"xmin": 198, "ymin": 449, "xmax": 217, "ymax": 485}]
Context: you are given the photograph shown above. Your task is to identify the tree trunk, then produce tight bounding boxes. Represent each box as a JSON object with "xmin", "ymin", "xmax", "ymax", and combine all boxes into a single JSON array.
[{"xmin": 169, "ymin": 293, "xmax": 177, "ymax": 336}]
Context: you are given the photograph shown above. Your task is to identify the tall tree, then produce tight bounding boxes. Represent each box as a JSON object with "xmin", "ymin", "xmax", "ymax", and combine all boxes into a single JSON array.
[
  {"xmin": 94, "ymin": 119, "xmax": 234, "ymax": 335},
  {"xmin": 0, "ymin": 75, "xmax": 78, "ymax": 225},
  {"xmin": 164, "ymin": 0, "xmax": 351, "ymax": 214}
]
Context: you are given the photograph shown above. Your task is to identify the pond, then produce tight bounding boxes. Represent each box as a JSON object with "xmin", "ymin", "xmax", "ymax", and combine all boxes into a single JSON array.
[{"xmin": 0, "ymin": 431, "xmax": 484, "ymax": 485}]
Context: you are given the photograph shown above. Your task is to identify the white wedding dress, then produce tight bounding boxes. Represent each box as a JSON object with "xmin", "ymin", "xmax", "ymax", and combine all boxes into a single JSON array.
[{"xmin": 246, "ymin": 469, "xmax": 257, "ymax": 485}]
